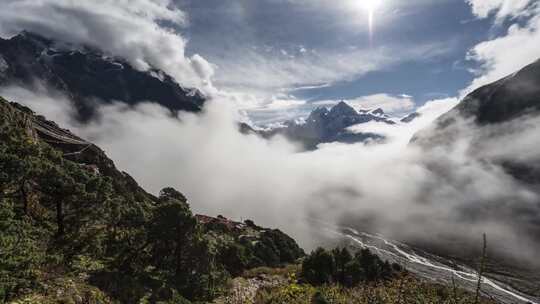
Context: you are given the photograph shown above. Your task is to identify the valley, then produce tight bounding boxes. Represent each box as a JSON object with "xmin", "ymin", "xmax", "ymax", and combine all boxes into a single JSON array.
[{"xmin": 1, "ymin": 1, "xmax": 540, "ymax": 303}]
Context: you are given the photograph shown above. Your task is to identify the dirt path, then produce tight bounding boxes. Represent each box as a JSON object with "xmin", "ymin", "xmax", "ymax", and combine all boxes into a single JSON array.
[{"xmin": 213, "ymin": 274, "xmax": 286, "ymax": 304}]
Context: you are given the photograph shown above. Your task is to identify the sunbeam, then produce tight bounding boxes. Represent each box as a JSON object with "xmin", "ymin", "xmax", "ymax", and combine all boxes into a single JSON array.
[{"xmin": 360, "ymin": 0, "xmax": 382, "ymax": 45}]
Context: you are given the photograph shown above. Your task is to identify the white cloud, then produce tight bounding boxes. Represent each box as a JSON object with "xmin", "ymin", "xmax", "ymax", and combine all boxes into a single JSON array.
[
  {"xmin": 349, "ymin": 97, "xmax": 459, "ymax": 144},
  {"xmin": 261, "ymin": 97, "xmax": 307, "ymax": 110},
  {"xmin": 313, "ymin": 93, "xmax": 415, "ymax": 114},
  {"xmin": 466, "ymin": 0, "xmax": 534, "ymax": 20},
  {"xmin": 464, "ymin": 0, "xmax": 540, "ymax": 94},
  {"xmin": 244, "ymin": 96, "xmax": 310, "ymax": 126},
  {"xmin": 4, "ymin": 85, "xmax": 540, "ymax": 266},
  {"xmin": 416, "ymin": 97, "xmax": 459, "ymax": 119},
  {"xmin": 347, "ymin": 93, "xmax": 416, "ymax": 113},
  {"xmin": 214, "ymin": 41, "xmax": 453, "ymax": 95},
  {"xmin": 0, "ymin": 0, "xmax": 214, "ymax": 91}
]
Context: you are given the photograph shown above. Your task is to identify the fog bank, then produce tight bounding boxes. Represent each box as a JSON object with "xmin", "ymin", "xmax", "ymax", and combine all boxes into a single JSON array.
[{"xmin": 2, "ymin": 85, "xmax": 539, "ymax": 267}]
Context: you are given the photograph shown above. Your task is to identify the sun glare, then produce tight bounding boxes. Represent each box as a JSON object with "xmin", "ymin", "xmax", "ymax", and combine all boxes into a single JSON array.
[
  {"xmin": 361, "ymin": 0, "xmax": 382, "ymax": 11},
  {"xmin": 359, "ymin": 0, "xmax": 383, "ymax": 45}
]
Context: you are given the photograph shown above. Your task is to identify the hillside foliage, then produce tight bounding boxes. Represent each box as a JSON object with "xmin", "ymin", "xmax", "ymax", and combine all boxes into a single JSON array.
[
  {"xmin": 0, "ymin": 97, "xmax": 303, "ymax": 303},
  {"xmin": 300, "ymin": 247, "xmax": 401, "ymax": 287}
]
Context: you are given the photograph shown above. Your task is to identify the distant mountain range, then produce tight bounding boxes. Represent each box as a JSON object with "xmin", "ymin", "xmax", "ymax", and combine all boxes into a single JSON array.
[
  {"xmin": 0, "ymin": 31, "xmax": 205, "ymax": 120},
  {"xmin": 259, "ymin": 101, "xmax": 417, "ymax": 150}
]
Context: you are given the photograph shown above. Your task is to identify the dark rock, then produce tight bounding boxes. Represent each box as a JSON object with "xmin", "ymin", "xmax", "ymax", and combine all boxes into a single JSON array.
[
  {"xmin": 400, "ymin": 112, "xmax": 421, "ymax": 123},
  {"xmin": 0, "ymin": 31, "xmax": 205, "ymax": 121}
]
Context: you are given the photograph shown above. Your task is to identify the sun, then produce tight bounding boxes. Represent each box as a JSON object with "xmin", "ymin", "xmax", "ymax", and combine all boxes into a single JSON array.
[
  {"xmin": 361, "ymin": 0, "xmax": 382, "ymax": 12},
  {"xmin": 358, "ymin": 0, "xmax": 383, "ymax": 45}
]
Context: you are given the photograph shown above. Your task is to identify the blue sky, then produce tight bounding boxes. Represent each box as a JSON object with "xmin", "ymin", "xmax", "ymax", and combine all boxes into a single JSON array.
[{"xmin": 172, "ymin": 0, "xmax": 522, "ymax": 124}]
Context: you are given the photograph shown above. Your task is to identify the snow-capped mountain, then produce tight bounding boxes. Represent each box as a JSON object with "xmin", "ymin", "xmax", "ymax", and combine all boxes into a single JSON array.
[
  {"xmin": 261, "ymin": 101, "xmax": 403, "ymax": 150},
  {"xmin": 0, "ymin": 31, "xmax": 205, "ymax": 120}
]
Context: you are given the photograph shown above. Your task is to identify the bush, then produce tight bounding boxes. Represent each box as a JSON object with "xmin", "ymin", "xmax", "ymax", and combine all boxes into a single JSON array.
[
  {"xmin": 300, "ymin": 248, "xmax": 335, "ymax": 285},
  {"xmin": 312, "ymin": 291, "xmax": 329, "ymax": 304},
  {"xmin": 300, "ymin": 247, "xmax": 400, "ymax": 287},
  {"xmin": 252, "ymin": 230, "xmax": 305, "ymax": 268},
  {"xmin": 218, "ymin": 243, "xmax": 250, "ymax": 276}
]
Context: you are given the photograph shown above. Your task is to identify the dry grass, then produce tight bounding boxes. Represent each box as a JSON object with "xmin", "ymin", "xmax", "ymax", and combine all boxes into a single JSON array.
[{"xmin": 252, "ymin": 275, "xmax": 497, "ymax": 304}]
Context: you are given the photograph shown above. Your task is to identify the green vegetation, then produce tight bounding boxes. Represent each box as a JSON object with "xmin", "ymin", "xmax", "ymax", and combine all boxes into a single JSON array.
[
  {"xmin": 0, "ymin": 97, "xmax": 303, "ymax": 303},
  {"xmin": 300, "ymin": 247, "xmax": 401, "ymax": 287},
  {"xmin": 245, "ymin": 247, "xmax": 494, "ymax": 304},
  {"xmin": 211, "ymin": 247, "xmax": 496, "ymax": 304}
]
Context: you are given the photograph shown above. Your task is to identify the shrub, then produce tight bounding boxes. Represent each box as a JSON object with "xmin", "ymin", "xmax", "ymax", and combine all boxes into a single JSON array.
[{"xmin": 300, "ymin": 247, "xmax": 400, "ymax": 287}]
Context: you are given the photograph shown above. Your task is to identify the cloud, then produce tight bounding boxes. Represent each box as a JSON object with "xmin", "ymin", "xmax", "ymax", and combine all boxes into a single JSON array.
[
  {"xmin": 3, "ymin": 85, "xmax": 540, "ymax": 268},
  {"xmin": 348, "ymin": 97, "xmax": 459, "ymax": 144},
  {"xmin": 0, "ymin": 0, "xmax": 460, "ymax": 124},
  {"xmin": 344, "ymin": 93, "xmax": 416, "ymax": 113},
  {"xmin": 0, "ymin": 0, "xmax": 214, "ymax": 91},
  {"xmin": 415, "ymin": 97, "xmax": 460, "ymax": 119},
  {"xmin": 466, "ymin": 0, "xmax": 534, "ymax": 20},
  {"xmin": 174, "ymin": 0, "xmax": 459, "ymax": 115},
  {"xmin": 463, "ymin": 0, "xmax": 540, "ymax": 94},
  {"xmin": 212, "ymin": 41, "xmax": 453, "ymax": 96},
  {"xmin": 243, "ymin": 95, "xmax": 309, "ymax": 125}
]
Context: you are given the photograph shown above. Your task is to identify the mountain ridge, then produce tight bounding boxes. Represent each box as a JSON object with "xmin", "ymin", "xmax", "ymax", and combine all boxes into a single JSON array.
[
  {"xmin": 406, "ymin": 58, "xmax": 540, "ymax": 297},
  {"xmin": 411, "ymin": 58, "xmax": 540, "ymax": 147},
  {"xmin": 260, "ymin": 101, "xmax": 399, "ymax": 150},
  {"xmin": 0, "ymin": 32, "xmax": 205, "ymax": 120}
]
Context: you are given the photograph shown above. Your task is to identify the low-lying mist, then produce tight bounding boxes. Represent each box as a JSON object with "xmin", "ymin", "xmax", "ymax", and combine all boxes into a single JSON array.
[{"xmin": 2, "ymin": 85, "xmax": 540, "ymax": 267}]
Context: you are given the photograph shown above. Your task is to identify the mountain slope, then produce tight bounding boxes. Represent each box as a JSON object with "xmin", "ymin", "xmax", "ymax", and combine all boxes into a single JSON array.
[
  {"xmin": 412, "ymin": 59, "xmax": 540, "ymax": 146},
  {"xmin": 408, "ymin": 59, "xmax": 540, "ymax": 299},
  {"xmin": 456, "ymin": 59, "xmax": 540, "ymax": 124},
  {"xmin": 0, "ymin": 32, "xmax": 205, "ymax": 120},
  {"xmin": 412, "ymin": 59, "xmax": 540, "ymax": 184},
  {"xmin": 0, "ymin": 96, "xmax": 304, "ymax": 303}
]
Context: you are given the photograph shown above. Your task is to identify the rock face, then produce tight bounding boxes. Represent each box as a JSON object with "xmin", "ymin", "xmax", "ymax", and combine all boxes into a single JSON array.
[
  {"xmin": 400, "ymin": 112, "xmax": 421, "ymax": 123},
  {"xmin": 262, "ymin": 101, "xmax": 396, "ymax": 150},
  {"xmin": 0, "ymin": 32, "xmax": 205, "ymax": 120}
]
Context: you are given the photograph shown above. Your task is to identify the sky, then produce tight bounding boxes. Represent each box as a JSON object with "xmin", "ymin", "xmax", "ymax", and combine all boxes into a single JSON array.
[
  {"xmin": 1, "ymin": 0, "xmax": 539, "ymax": 125},
  {"xmin": 171, "ymin": 0, "xmax": 537, "ymax": 124},
  {"xmin": 178, "ymin": 1, "xmax": 485, "ymax": 98}
]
